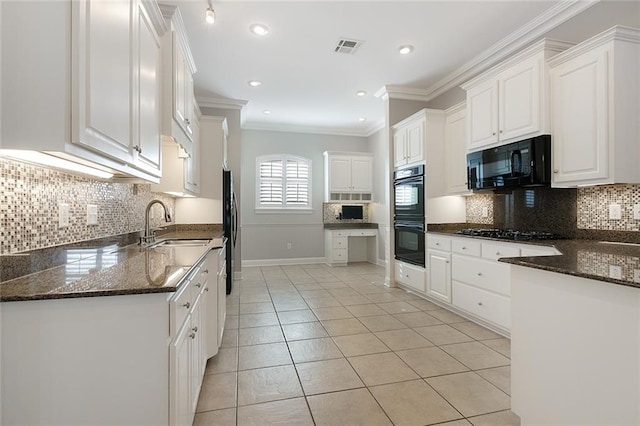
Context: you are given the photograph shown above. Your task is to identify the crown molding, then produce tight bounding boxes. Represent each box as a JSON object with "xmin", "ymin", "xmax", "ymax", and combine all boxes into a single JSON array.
[
  {"xmin": 365, "ymin": 119, "xmax": 386, "ymax": 137},
  {"xmin": 445, "ymin": 101, "xmax": 466, "ymax": 115},
  {"xmin": 423, "ymin": 0, "xmax": 600, "ymax": 101},
  {"xmin": 197, "ymin": 96, "xmax": 248, "ymax": 110},
  {"xmin": 242, "ymin": 121, "xmax": 374, "ymax": 138},
  {"xmin": 142, "ymin": 0, "xmax": 169, "ymax": 36},
  {"xmin": 548, "ymin": 25, "xmax": 640, "ymax": 66},
  {"xmin": 374, "ymin": 85, "xmax": 431, "ymax": 101}
]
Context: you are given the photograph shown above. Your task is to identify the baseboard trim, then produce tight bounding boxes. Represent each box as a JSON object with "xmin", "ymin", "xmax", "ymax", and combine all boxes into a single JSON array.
[{"xmin": 242, "ymin": 257, "xmax": 326, "ymax": 267}]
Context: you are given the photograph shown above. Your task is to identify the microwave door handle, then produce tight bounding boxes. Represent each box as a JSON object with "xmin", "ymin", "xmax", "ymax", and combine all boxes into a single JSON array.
[{"xmin": 511, "ymin": 150, "xmax": 522, "ymax": 175}]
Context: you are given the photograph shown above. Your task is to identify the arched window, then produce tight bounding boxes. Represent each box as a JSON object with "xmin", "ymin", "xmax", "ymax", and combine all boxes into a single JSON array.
[{"xmin": 256, "ymin": 155, "xmax": 311, "ymax": 209}]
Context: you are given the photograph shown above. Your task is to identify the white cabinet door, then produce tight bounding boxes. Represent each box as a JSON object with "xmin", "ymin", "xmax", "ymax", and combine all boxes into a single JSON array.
[
  {"xmin": 551, "ymin": 48, "xmax": 609, "ymax": 185},
  {"xmin": 184, "ymin": 71, "xmax": 195, "ymax": 140},
  {"xmin": 445, "ymin": 106, "xmax": 469, "ymax": 195},
  {"xmin": 218, "ymin": 258, "xmax": 227, "ymax": 348},
  {"xmin": 185, "ymin": 112, "xmax": 200, "ymax": 194},
  {"xmin": 73, "ymin": 0, "xmax": 134, "ymax": 164},
  {"xmin": 427, "ymin": 249, "xmax": 452, "ymax": 303},
  {"xmin": 173, "ymin": 35, "xmax": 188, "ymax": 134},
  {"xmin": 135, "ymin": 0, "xmax": 162, "ymax": 176},
  {"xmin": 393, "ymin": 131, "xmax": 407, "ymax": 168},
  {"xmin": 499, "ymin": 55, "xmax": 541, "ymax": 141},
  {"xmin": 189, "ymin": 297, "xmax": 203, "ymax": 420},
  {"xmin": 171, "ymin": 320, "xmax": 191, "ymax": 426},
  {"xmin": 467, "ymin": 80, "xmax": 499, "ymax": 151},
  {"xmin": 351, "ymin": 156, "xmax": 373, "ymax": 192},
  {"xmin": 406, "ymin": 120, "xmax": 425, "ymax": 165},
  {"xmin": 329, "ymin": 156, "xmax": 352, "ymax": 192}
]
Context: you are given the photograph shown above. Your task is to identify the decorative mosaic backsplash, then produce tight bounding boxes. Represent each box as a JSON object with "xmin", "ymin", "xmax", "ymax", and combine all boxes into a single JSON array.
[
  {"xmin": 577, "ymin": 250, "xmax": 640, "ymax": 283},
  {"xmin": 0, "ymin": 158, "xmax": 175, "ymax": 255},
  {"xmin": 577, "ymin": 184, "xmax": 640, "ymax": 231},
  {"xmin": 465, "ymin": 194, "xmax": 493, "ymax": 225},
  {"xmin": 323, "ymin": 203, "xmax": 369, "ymax": 223}
]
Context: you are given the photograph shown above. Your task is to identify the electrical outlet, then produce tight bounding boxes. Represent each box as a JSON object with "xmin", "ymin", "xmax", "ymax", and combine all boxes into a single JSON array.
[
  {"xmin": 287, "ymin": 243, "xmax": 292, "ymax": 250},
  {"xmin": 608, "ymin": 203, "xmax": 622, "ymax": 220},
  {"xmin": 481, "ymin": 207, "xmax": 489, "ymax": 218},
  {"xmin": 609, "ymin": 265, "xmax": 622, "ymax": 280},
  {"xmin": 59, "ymin": 203, "xmax": 70, "ymax": 228},
  {"xmin": 87, "ymin": 204, "xmax": 98, "ymax": 225},
  {"xmin": 633, "ymin": 204, "xmax": 640, "ymax": 220}
]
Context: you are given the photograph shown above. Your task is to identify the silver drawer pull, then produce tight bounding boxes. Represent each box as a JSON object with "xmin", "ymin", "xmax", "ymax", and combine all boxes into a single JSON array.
[
  {"xmin": 182, "ymin": 302, "xmax": 190, "ymax": 309},
  {"xmin": 205, "ymin": 288, "xmax": 210, "ymax": 292},
  {"xmin": 435, "ymin": 242, "xmax": 440, "ymax": 246},
  {"xmin": 496, "ymin": 252, "xmax": 501, "ymax": 256},
  {"xmin": 192, "ymin": 326, "xmax": 198, "ymax": 332},
  {"xmin": 477, "ymin": 272, "xmax": 482, "ymax": 276},
  {"xmin": 203, "ymin": 269, "xmax": 209, "ymax": 274},
  {"xmin": 478, "ymin": 302, "xmax": 483, "ymax": 306},
  {"xmin": 195, "ymin": 283, "xmax": 202, "ymax": 288},
  {"xmin": 462, "ymin": 246, "xmax": 466, "ymax": 250},
  {"xmin": 189, "ymin": 333, "xmax": 196, "ymax": 339}
]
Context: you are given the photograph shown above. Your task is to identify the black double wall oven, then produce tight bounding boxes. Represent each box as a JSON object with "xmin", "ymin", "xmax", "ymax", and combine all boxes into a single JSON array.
[{"xmin": 393, "ymin": 165, "xmax": 425, "ymax": 267}]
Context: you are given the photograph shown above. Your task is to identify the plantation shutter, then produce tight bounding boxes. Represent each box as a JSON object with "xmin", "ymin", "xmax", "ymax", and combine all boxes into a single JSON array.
[
  {"xmin": 286, "ymin": 159, "xmax": 309, "ymax": 206},
  {"xmin": 259, "ymin": 159, "xmax": 283, "ymax": 205}
]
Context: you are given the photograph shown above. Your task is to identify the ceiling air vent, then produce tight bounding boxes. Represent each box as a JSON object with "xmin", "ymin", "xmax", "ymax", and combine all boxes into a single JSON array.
[{"xmin": 334, "ymin": 38, "xmax": 363, "ymax": 54}]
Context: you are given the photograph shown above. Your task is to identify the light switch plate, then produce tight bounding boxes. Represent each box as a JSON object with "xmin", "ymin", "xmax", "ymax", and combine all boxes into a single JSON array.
[
  {"xmin": 59, "ymin": 203, "xmax": 70, "ymax": 228},
  {"xmin": 87, "ymin": 204, "xmax": 98, "ymax": 225},
  {"xmin": 609, "ymin": 265, "xmax": 622, "ymax": 280},
  {"xmin": 608, "ymin": 204, "xmax": 622, "ymax": 220},
  {"xmin": 633, "ymin": 204, "xmax": 640, "ymax": 220}
]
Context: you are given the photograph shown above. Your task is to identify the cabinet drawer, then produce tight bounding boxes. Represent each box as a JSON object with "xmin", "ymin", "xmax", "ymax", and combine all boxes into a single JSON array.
[
  {"xmin": 453, "ymin": 280, "xmax": 510, "ymax": 329},
  {"xmin": 427, "ymin": 235, "xmax": 451, "ymax": 251},
  {"xmin": 350, "ymin": 229, "xmax": 376, "ymax": 237},
  {"xmin": 332, "ymin": 231, "xmax": 350, "ymax": 238},
  {"xmin": 451, "ymin": 238, "xmax": 481, "ymax": 256},
  {"xmin": 452, "ymin": 254, "xmax": 511, "ymax": 296},
  {"xmin": 396, "ymin": 261, "xmax": 426, "ymax": 292},
  {"xmin": 331, "ymin": 249, "xmax": 347, "ymax": 262},
  {"xmin": 172, "ymin": 281, "xmax": 194, "ymax": 334},
  {"xmin": 482, "ymin": 242, "xmax": 520, "ymax": 261},
  {"xmin": 332, "ymin": 237, "xmax": 348, "ymax": 249}
]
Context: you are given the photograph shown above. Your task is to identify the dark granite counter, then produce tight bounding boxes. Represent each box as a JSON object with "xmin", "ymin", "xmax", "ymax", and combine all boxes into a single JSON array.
[
  {"xmin": 323, "ymin": 223, "xmax": 379, "ymax": 229},
  {"xmin": 0, "ymin": 226, "xmax": 225, "ymax": 302},
  {"xmin": 426, "ymin": 229, "xmax": 640, "ymax": 288}
]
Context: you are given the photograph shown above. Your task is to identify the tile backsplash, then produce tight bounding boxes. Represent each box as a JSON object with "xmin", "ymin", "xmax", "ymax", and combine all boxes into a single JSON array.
[
  {"xmin": 323, "ymin": 203, "xmax": 369, "ymax": 223},
  {"xmin": 1, "ymin": 158, "xmax": 175, "ymax": 255},
  {"xmin": 577, "ymin": 184, "xmax": 640, "ymax": 231},
  {"xmin": 465, "ymin": 194, "xmax": 493, "ymax": 225}
]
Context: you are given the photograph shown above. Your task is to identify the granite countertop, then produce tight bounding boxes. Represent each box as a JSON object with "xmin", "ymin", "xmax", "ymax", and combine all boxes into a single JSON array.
[
  {"xmin": 0, "ymin": 231, "xmax": 225, "ymax": 302},
  {"xmin": 426, "ymin": 230, "xmax": 640, "ymax": 288},
  {"xmin": 323, "ymin": 223, "xmax": 379, "ymax": 229}
]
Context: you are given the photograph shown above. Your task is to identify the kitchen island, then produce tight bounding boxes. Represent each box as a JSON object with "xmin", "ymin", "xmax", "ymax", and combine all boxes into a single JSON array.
[
  {"xmin": 0, "ymin": 229, "xmax": 226, "ymax": 425},
  {"xmin": 500, "ymin": 241, "xmax": 640, "ymax": 425}
]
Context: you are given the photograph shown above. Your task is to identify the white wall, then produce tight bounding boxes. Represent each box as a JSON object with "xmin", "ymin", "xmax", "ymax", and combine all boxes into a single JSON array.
[
  {"xmin": 241, "ymin": 129, "xmax": 370, "ymax": 263},
  {"xmin": 367, "ymin": 127, "xmax": 388, "ymax": 263}
]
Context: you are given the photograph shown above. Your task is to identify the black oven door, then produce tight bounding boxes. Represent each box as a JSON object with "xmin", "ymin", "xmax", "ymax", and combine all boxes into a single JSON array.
[
  {"xmin": 394, "ymin": 221, "xmax": 425, "ymax": 267},
  {"xmin": 393, "ymin": 176, "xmax": 424, "ymax": 220}
]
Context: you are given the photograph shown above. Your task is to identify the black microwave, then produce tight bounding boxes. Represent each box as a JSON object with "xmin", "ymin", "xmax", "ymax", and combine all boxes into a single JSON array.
[{"xmin": 467, "ymin": 135, "xmax": 551, "ymax": 191}]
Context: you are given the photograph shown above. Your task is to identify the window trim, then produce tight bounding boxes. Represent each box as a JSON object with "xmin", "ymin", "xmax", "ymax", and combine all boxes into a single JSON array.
[{"xmin": 255, "ymin": 154, "xmax": 312, "ymax": 211}]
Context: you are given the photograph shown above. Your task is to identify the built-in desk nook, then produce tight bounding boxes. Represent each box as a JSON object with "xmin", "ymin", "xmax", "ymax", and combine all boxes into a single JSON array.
[{"xmin": 324, "ymin": 224, "xmax": 379, "ymax": 266}]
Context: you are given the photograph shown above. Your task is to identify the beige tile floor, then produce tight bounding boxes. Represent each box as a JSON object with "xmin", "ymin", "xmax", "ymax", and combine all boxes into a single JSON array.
[{"xmin": 194, "ymin": 263, "xmax": 520, "ymax": 426}]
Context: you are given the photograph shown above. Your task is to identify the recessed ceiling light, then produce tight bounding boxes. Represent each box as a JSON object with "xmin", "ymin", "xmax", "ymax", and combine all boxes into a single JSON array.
[
  {"xmin": 356, "ymin": 91, "xmax": 366, "ymax": 97},
  {"xmin": 248, "ymin": 80, "xmax": 262, "ymax": 87},
  {"xmin": 250, "ymin": 24, "xmax": 270, "ymax": 36},
  {"xmin": 263, "ymin": 110, "xmax": 271, "ymax": 115},
  {"xmin": 359, "ymin": 117, "xmax": 367, "ymax": 122},
  {"xmin": 398, "ymin": 45, "xmax": 414, "ymax": 55}
]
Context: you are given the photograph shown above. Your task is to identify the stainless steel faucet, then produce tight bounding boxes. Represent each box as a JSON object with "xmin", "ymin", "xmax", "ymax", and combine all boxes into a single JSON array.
[{"xmin": 140, "ymin": 200, "xmax": 172, "ymax": 245}]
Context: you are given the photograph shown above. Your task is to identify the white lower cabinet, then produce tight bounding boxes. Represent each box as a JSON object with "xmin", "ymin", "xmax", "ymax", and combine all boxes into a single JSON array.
[
  {"xmin": 426, "ymin": 250, "xmax": 451, "ymax": 303},
  {"xmin": 171, "ymin": 318, "xmax": 192, "ymax": 426},
  {"xmin": 324, "ymin": 229, "xmax": 377, "ymax": 266},
  {"xmin": 395, "ymin": 261, "xmax": 426, "ymax": 293},
  {"xmin": 424, "ymin": 233, "xmax": 561, "ymax": 335}
]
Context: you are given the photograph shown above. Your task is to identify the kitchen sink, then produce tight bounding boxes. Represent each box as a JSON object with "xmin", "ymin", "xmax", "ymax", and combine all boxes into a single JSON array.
[{"xmin": 152, "ymin": 239, "xmax": 211, "ymax": 247}]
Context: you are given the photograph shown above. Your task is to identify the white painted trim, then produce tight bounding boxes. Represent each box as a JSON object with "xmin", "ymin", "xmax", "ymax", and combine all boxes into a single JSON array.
[
  {"xmin": 445, "ymin": 101, "xmax": 466, "ymax": 115},
  {"xmin": 375, "ymin": 0, "xmax": 599, "ymax": 103},
  {"xmin": 242, "ymin": 257, "xmax": 326, "ymax": 267},
  {"xmin": 142, "ymin": 0, "xmax": 168, "ymax": 35},
  {"xmin": 242, "ymin": 121, "xmax": 372, "ymax": 138},
  {"xmin": 197, "ymin": 96, "xmax": 248, "ymax": 110},
  {"xmin": 365, "ymin": 119, "xmax": 386, "ymax": 137},
  {"xmin": 548, "ymin": 25, "xmax": 640, "ymax": 66}
]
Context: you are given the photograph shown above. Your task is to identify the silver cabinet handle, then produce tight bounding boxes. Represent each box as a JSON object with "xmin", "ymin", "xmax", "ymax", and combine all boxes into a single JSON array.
[
  {"xmin": 462, "ymin": 246, "xmax": 466, "ymax": 250},
  {"xmin": 553, "ymin": 169, "xmax": 559, "ymax": 174},
  {"xmin": 496, "ymin": 252, "xmax": 500, "ymax": 255},
  {"xmin": 133, "ymin": 145, "xmax": 142, "ymax": 153},
  {"xmin": 492, "ymin": 132, "xmax": 496, "ymax": 136},
  {"xmin": 478, "ymin": 302, "xmax": 483, "ymax": 306},
  {"xmin": 189, "ymin": 333, "xmax": 195, "ymax": 339},
  {"xmin": 204, "ymin": 287, "xmax": 210, "ymax": 292},
  {"xmin": 182, "ymin": 302, "xmax": 190, "ymax": 309},
  {"xmin": 195, "ymin": 283, "xmax": 201, "ymax": 288},
  {"xmin": 435, "ymin": 242, "xmax": 440, "ymax": 246},
  {"xmin": 192, "ymin": 326, "xmax": 198, "ymax": 332},
  {"xmin": 446, "ymin": 260, "xmax": 450, "ymax": 264},
  {"xmin": 477, "ymin": 272, "xmax": 482, "ymax": 276},
  {"xmin": 499, "ymin": 130, "xmax": 503, "ymax": 134},
  {"xmin": 185, "ymin": 118, "xmax": 191, "ymax": 125},
  {"xmin": 203, "ymin": 269, "xmax": 209, "ymax": 274}
]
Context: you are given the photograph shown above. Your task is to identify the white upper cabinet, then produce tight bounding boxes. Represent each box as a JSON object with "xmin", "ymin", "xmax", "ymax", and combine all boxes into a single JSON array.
[
  {"xmin": 323, "ymin": 152, "xmax": 373, "ymax": 202},
  {"xmin": 159, "ymin": 5, "xmax": 197, "ymax": 152},
  {"xmin": 1, "ymin": 0, "xmax": 166, "ymax": 181},
  {"xmin": 549, "ymin": 26, "xmax": 640, "ymax": 187},
  {"xmin": 393, "ymin": 111, "xmax": 426, "ymax": 167},
  {"xmin": 444, "ymin": 103, "xmax": 470, "ymax": 195},
  {"xmin": 462, "ymin": 39, "xmax": 573, "ymax": 152}
]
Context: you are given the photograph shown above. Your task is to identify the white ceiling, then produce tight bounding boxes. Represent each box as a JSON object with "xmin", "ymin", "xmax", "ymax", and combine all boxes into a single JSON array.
[{"xmin": 165, "ymin": 0, "xmax": 634, "ymax": 136}]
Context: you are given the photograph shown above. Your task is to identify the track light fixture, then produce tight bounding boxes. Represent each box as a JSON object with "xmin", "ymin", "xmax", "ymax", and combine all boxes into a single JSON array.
[{"xmin": 205, "ymin": 1, "xmax": 215, "ymax": 24}]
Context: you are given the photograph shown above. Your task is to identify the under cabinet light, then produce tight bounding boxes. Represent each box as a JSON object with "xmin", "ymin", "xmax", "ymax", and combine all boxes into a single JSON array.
[{"xmin": 0, "ymin": 150, "xmax": 114, "ymax": 179}]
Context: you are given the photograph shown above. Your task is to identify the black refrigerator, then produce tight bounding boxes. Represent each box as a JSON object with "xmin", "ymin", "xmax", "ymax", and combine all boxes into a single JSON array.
[{"xmin": 222, "ymin": 168, "xmax": 236, "ymax": 294}]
